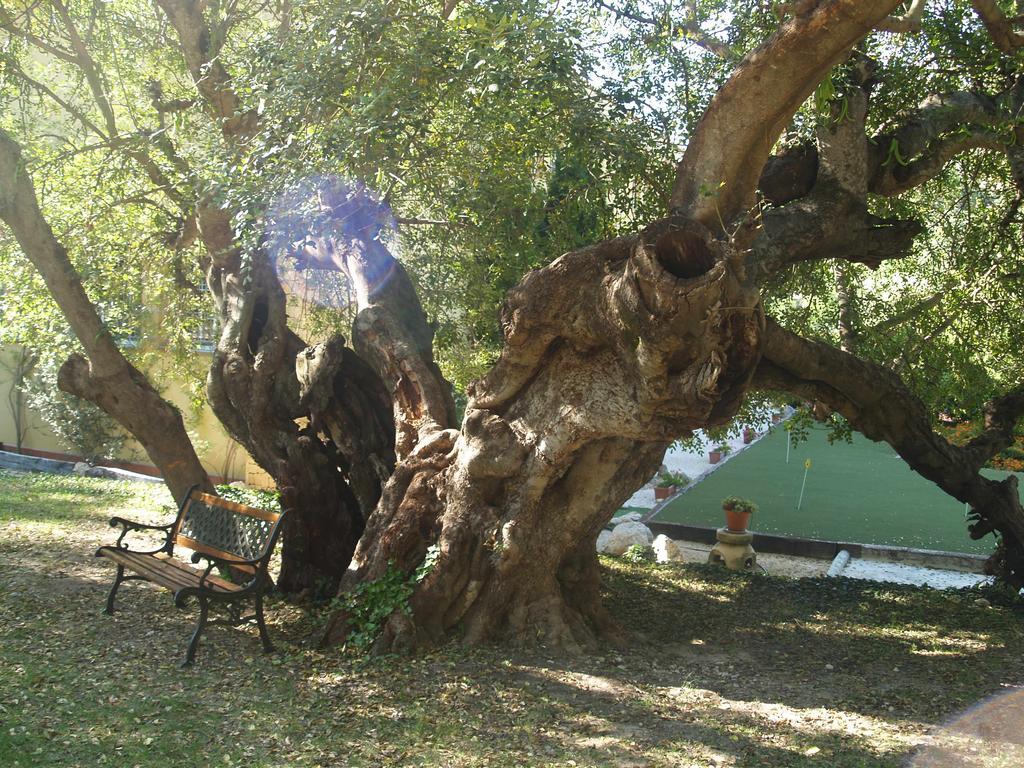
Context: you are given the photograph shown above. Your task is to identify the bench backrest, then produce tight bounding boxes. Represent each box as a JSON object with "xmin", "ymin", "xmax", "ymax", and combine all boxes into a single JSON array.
[{"xmin": 173, "ymin": 491, "xmax": 283, "ymax": 573}]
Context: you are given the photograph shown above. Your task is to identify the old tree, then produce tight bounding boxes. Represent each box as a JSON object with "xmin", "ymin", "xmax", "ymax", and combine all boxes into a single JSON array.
[{"xmin": 2, "ymin": 0, "xmax": 1024, "ymax": 649}]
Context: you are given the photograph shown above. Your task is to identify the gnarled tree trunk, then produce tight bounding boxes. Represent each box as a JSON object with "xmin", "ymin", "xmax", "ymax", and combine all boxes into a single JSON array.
[
  {"xmin": 152, "ymin": 0, "xmax": 410, "ymax": 596},
  {"xmin": 328, "ymin": 220, "xmax": 764, "ymax": 650},
  {"xmin": 202, "ymin": 245, "xmax": 396, "ymax": 596}
]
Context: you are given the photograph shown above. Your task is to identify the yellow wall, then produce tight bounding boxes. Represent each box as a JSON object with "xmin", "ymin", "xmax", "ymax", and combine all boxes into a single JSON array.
[{"xmin": 0, "ymin": 345, "xmax": 249, "ymax": 482}]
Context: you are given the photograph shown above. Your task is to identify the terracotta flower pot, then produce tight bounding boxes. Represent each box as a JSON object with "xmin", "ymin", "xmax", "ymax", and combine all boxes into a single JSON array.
[
  {"xmin": 772, "ymin": 413, "xmax": 782, "ymax": 424},
  {"xmin": 654, "ymin": 485, "xmax": 676, "ymax": 501},
  {"xmin": 709, "ymin": 450, "xmax": 722, "ymax": 464},
  {"xmin": 743, "ymin": 429, "xmax": 755, "ymax": 444},
  {"xmin": 655, "ymin": 487, "xmax": 679, "ymax": 505},
  {"xmin": 724, "ymin": 507, "xmax": 752, "ymax": 532}
]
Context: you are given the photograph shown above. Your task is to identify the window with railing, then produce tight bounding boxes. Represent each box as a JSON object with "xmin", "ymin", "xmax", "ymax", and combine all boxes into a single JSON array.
[{"xmin": 194, "ymin": 316, "xmax": 220, "ymax": 353}]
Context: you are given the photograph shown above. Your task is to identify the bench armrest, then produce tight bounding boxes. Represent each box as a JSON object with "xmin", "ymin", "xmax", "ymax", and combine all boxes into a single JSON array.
[
  {"xmin": 189, "ymin": 551, "xmax": 267, "ymax": 591},
  {"xmin": 109, "ymin": 516, "xmax": 174, "ymax": 551},
  {"xmin": 109, "ymin": 516, "xmax": 175, "ymax": 531}
]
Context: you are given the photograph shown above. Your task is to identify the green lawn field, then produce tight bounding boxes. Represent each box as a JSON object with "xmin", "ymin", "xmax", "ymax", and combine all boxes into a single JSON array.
[{"xmin": 654, "ymin": 425, "xmax": 1020, "ymax": 554}]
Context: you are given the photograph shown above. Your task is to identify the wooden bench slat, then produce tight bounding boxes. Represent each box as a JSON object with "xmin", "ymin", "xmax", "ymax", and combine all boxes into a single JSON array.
[
  {"xmin": 101, "ymin": 549, "xmax": 201, "ymax": 592},
  {"xmin": 98, "ymin": 548, "xmax": 239, "ymax": 593},
  {"xmin": 153, "ymin": 553, "xmax": 243, "ymax": 592},
  {"xmin": 174, "ymin": 535, "xmax": 257, "ymax": 574},
  {"xmin": 98, "ymin": 548, "xmax": 194, "ymax": 590}
]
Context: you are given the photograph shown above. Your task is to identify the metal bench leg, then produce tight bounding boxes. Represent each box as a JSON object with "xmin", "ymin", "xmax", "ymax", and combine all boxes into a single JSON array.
[
  {"xmin": 104, "ymin": 565, "xmax": 125, "ymax": 615},
  {"xmin": 182, "ymin": 596, "xmax": 209, "ymax": 668},
  {"xmin": 254, "ymin": 594, "xmax": 274, "ymax": 654}
]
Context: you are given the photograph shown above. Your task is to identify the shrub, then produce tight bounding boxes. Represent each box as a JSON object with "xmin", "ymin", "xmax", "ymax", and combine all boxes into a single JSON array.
[
  {"xmin": 216, "ymin": 483, "xmax": 281, "ymax": 511},
  {"xmin": 657, "ymin": 470, "xmax": 690, "ymax": 487},
  {"xmin": 622, "ymin": 544, "xmax": 656, "ymax": 563}
]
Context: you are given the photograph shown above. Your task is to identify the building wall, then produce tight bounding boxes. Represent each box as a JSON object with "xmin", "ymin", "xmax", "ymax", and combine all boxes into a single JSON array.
[{"xmin": 0, "ymin": 345, "xmax": 250, "ymax": 482}]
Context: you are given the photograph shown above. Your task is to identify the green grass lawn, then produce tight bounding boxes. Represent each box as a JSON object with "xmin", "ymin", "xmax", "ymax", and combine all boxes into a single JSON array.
[
  {"xmin": 3, "ymin": 469, "xmax": 1024, "ymax": 767},
  {"xmin": 655, "ymin": 426, "xmax": 1018, "ymax": 554}
]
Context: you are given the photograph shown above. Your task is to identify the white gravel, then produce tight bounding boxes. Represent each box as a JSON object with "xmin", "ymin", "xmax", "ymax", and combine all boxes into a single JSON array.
[
  {"xmin": 836, "ymin": 559, "xmax": 991, "ymax": 589},
  {"xmin": 672, "ymin": 540, "xmax": 989, "ymax": 587}
]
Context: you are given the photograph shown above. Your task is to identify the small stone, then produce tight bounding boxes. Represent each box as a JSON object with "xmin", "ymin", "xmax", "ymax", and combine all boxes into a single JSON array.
[
  {"xmin": 652, "ymin": 534, "xmax": 685, "ymax": 563},
  {"xmin": 602, "ymin": 521, "xmax": 655, "ymax": 556},
  {"xmin": 974, "ymin": 598, "xmax": 991, "ymax": 608},
  {"xmin": 72, "ymin": 461, "xmax": 91, "ymax": 476},
  {"xmin": 804, "ymin": 747, "xmax": 820, "ymax": 756},
  {"xmin": 824, "ymin": 663, "xmax": 834, "ymax": 671},
  {"xmin": 84, "ymin": 465, "xmax": 117, "ymax": 479},
  {"xmin": 596, "ymin": 530, "xmax": 613, "ymax": 554}
]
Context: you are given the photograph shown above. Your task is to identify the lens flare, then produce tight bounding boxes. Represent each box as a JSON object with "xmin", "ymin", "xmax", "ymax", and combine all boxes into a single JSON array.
[
  {"xmin": 908, "ymin": 686, "xmax": 1024, "ymax": 765},
  {"xmin": 264, "ymin": 176, "xmax": 397, "ymax": 309}
]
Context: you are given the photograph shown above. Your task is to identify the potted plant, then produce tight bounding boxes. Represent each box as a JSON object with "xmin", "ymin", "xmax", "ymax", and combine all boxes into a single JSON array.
[
  {"xmin": 654, "ymin": 470, "xmax": 689, "ymax": 501},
  {"xmin": 722, "ymin": 496, "xmax": 757, "ymax": 532},
  {"xmin": 708, "ymin": 443, "xmax": 731, "ymax": 464},
  {"xmin": 743, "ymin": 427, "xmax": 756, "ymax": 444},
  {"xmin": 772, "ymin": 411, "xmax": 782, "ymax": 424}
]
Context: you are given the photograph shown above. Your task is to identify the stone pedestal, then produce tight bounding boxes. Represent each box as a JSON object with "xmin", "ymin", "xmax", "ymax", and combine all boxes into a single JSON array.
[{"xmin": 708, "ymin": 527, "xmax": 757, "ymax": 572}]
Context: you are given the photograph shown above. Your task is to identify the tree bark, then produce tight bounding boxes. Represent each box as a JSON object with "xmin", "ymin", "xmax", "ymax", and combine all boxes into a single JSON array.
[
  {"xmin": 669, "ymin": 0, "xmax": 901, "ymax": 229},
  {"xmin": 0, "ymin": 129, "xmax": 213, "ymax": 505},
  {"xmin": 202, "ymin": 247, "xmax": 396, "ymax": 596},
  {"xmin": 326, "ymin": 220, "xmax": 765, "ymax": 650}
]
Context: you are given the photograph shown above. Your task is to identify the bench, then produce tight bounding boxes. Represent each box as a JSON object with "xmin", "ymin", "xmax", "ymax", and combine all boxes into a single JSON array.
[{"xmin": 95, "ymin": 485, "xmax": 287, "ymax": 666}]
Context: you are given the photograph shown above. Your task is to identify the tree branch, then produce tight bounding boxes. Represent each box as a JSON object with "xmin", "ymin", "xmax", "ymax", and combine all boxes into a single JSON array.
[
  {"xmin": 50, "ymin": 0, "xmax": 118, "ymax": 137},
  {"xmin": 5, "ymin": 10, "xmax": 191, "ymax": 213},
  {"xmin": 297, "ymin": 187, "xmax": 458, "ymax": 457},
  {"xmin": 154, "ymin": 0, "xmax": 254, "ymax": 135},
  {"xmin": 594, "ymin": 0, "xmax": 733, "ymax": 58},
  {"xmin": 972, "ymin": 0, "xmax": 1024, "ymax": 53},
  {"xmin": 834, "ymin": 263, "xmax": 858, "ymax": 353},
  {"xmin": 670, "ymin": 0, "xmax": 902, "ymax": 229},
  {"xmin": 868, "ymin": 290, "xmax": 945, "ymax": 332},
  {"xmin": 0, "ymin": 6, "xmax": 79, "ymax": 65},
  {"xmin": 11, "ymin": 64, "xmax": 110, "ymax": 141},
  {"xmin": 0, "ymin": 131, "xmax": 120, "ymax": 375},
  {"xmin": 759, "ymin": 90, "xmax": 1011, "ymax": 205},
  {"xmin": 749, "ymin": 182, "xmax": 921, "ymax": 278},
  {"xmin": 0, "ymin": 128, "xmax": 213, "ymax": 503},
  {"xmin": 395, "ymin": 216, "xmax": 473, "ymax": 229},
  {"xmin": 875, "ymin": 0, "xmax": 927, "ymax": 33},
  {"xmin": 441, "ymin": 0, "xmax": 460, "ymax": 20},
  {"xmin": 872, "ymin": 132, "xmax": 1005, "ymax": 195}
]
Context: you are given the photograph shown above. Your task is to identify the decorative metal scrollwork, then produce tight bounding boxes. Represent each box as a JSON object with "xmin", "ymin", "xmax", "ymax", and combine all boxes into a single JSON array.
[{"xmin": 179, "ymin": 499, "xmax": 273, "ymax": 560}]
